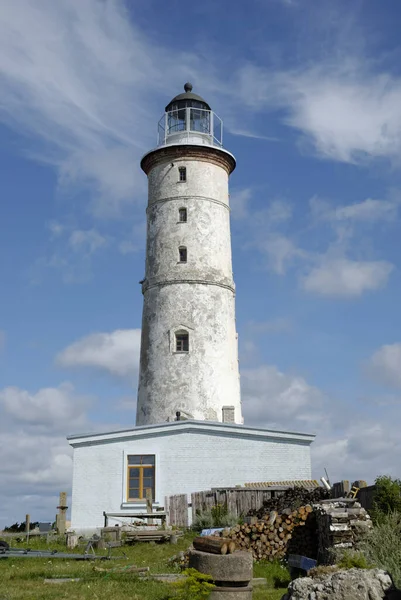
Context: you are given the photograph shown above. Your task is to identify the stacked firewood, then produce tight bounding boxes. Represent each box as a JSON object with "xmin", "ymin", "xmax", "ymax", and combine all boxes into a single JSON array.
[
  {"xmin": 248, "ymin": 486, "xmax": 329, "ymax": 519},
  {"xmin": 314, "ymin": 499, "xmax": 373, "ymax": 564},
  {"xmin": 221, "ymin": 505, "xmax": 314, "ymax": 561}
]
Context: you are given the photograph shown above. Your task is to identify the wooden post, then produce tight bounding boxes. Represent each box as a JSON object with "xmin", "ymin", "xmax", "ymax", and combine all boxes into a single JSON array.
[
  {"xmin": 56, "ymin": 492, "xmax": 68, "ymax": 535},
  {"xmin": 146, "ymin": 489, "xmax": 153, "ymax": 525},
  {"xmin": 25, "ymin": 514, "xmax": 30, "ymax": 543}
]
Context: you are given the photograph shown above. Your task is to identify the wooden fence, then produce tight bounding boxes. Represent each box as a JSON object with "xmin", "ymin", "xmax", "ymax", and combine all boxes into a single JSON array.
[
  {"xmin": 357, "ymin": 485, "xmax": 375, "ymax": 510},
  {"xmin": 165, "ymin": 487, "xmax": 287, "ymax": 527},
  {"xmin": 165, "ymin": 494, "xmax": 188, "ymax": 528},
  {"xmin": 191, "ymin": 487, "xmax": 287, "ymax": 522}
]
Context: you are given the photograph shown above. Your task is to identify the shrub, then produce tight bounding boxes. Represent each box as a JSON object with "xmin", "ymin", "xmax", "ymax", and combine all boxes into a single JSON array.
[
  {"xmin": 210, "ymin": 504, "xmax": 238, "ymax": 528},
  {"xmin": 192, "ymin": 510, "xmax": 214, "ymax": 532},
  {"xmin": 361, "ymin": 512, "xmax": 401, "ymax": 587},
  {"xmin": 171, "ymin": 568, "xmax": 215, "ymax": 600},
  {"xmin": 336, "ymin": 549, "xmax": 372, "ymax": 570},
  {"xmin": 192, "ymin": 504, "xmax": 239, "ymax": 531},
  {"xmin": 372, "ymin": 475, "xmax": 401, "ymax": 522}
]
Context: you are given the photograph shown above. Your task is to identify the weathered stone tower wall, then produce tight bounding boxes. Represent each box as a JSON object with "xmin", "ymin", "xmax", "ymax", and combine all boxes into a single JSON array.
[{"xmin": 136, "ymin": 87, "xmax": 242, "ymax": 426}]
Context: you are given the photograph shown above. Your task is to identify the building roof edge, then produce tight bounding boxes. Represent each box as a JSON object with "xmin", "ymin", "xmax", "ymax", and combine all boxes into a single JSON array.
[{"xmin": 67, "ymin": 419, "xmax": 315, "ymax": 446}]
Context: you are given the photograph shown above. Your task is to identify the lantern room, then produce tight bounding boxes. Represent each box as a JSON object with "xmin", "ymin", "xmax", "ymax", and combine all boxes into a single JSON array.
[{"xmin": 157, "ymin": 82, "xmax": 223, "ymax": 147}]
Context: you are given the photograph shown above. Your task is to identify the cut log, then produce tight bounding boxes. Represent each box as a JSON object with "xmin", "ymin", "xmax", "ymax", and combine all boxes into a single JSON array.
[{"xmin": 193, "ymin": 536, "xmax": 230, "ymax": 555}]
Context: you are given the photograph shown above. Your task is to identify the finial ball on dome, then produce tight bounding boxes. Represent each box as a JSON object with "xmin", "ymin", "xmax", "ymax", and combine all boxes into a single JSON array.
[{"xmin": 184, "ymin": 82, "xmax": 193, "ymax": 92}]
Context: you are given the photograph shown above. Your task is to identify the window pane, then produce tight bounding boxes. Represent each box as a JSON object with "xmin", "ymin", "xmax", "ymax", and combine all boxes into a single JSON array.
[
  {"xmin": 129, "ymin": 467, "xmax": 140, "ymax": 477},
  {"xmin": 143, "ymin": 477, "xmax": 153, "ymax": 488},
  {"xmin": 128, "ymin": 455, "xmax": 141, "ymax": 465},
  {"xmin": 176, "ymin": 333, "xmax": 189, "ymax": 352},
  {"xmin": 129, "ymin": 489, "xmax": 140, "ymax": 499},
  {"xmin": 143, "ymin": 467, "xmax": 154, "ymax": 477},
  {"xmin": 142, "ymin": 455, "xmax": 155, "ymax": 465}
]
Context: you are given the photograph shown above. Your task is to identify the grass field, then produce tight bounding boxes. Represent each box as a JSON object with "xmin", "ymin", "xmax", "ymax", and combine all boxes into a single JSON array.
[{"xmin": 0, "ymin": 534, "xmax": 288, "ymax": 599}]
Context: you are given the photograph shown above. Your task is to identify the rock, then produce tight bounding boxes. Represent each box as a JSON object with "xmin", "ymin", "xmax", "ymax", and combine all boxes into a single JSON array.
[{"xmin": 281, "ymin": 568, "xmax": 394, "ymax": 600}]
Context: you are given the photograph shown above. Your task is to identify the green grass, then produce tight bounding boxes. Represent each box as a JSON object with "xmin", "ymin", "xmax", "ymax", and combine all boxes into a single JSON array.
[{"xmin": 0, "ymin": 534, "xmax": 288, "ymax": 599}]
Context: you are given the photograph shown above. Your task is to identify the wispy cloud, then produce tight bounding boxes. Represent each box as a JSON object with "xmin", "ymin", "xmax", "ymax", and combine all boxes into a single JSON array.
[
  {"xmin": 0, "ymin": 0, "xmax": 198, "ymax": 216},
  {"xmin": 30, "ymin": 225, "xmax": 109, "ymax": 284},
  {"xmin": 246, "ymin": 318, "xmax": 292, "ymax": 335},
  {"xmin": 310, "ymin": 196, "xmax": 400, "ymax": 224},
  {"xmin": 234, "ymin": 187, "xmax": 396, "ymax": 297},
  {"xmin": 301, "ymin": 258, "xmax": 393, "ymax": 297},
  {"xmin": 368, "ymin": 343, "xmax": 401, "ymax": 389},
  {"xmin": 234, "ymin": 59, "xmax": 401, "ymax": 166}
]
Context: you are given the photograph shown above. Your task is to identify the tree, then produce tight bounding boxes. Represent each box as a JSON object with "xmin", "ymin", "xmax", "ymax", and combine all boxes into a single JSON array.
[{"xmin": 372, "ymin": 475, "xmax": 401, "ymax": 521}]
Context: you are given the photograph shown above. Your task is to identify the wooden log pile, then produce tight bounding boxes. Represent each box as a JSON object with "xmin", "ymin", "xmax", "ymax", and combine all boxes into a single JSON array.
[
  {"xmin": 220, "ymin": 505, "xmax": 314, "ymax": 561},
  {"xmin": 247, "ymin": 486, "xmax": 329, "ymax": 519},
  {"xmin": 314, "ymin": 498, "xmax": 373, "ymax": 564},
  {"xmin": 193, "ymin": 536, "xmax": 236, "ymax": 555}
]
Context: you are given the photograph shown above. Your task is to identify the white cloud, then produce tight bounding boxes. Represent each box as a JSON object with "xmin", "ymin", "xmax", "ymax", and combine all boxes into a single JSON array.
[
  {"xmin": 247, "ymin": 317, "xmax": 292, "ymax": 335},
  {"xmin": 56, "ymin": 328, "xmax": 141, "ymax": 379},
  {"xmin": 30, "ymin": 225, "xmax": 110, "ymax": 285},
  {"xmin": 284, "ymin": 72, "xmax": 401, "ymax": 164},
  {"xmin": 242, "ymin": 364, "xmax": 325, "ymax": 431},
  {"xmin": 301, "ymin": 258, "xmax": 393, "ymax": 297},
  {"xmin": 235, "ymin": 61, "xmax": 401, "ymax": 165},
  {"xmin": 260, "ymin": 235, "xmax": 306, "ymax": 275},
  {"xmin": 47, "ymin": 221, "xmax": 65, "ymax": 238},
  {"xmin": 0, "ymin": 382, "xmax": 94, "ymax": 528},
  {"xmin": 310, "ymin": 196, "xmax": 399, "ymax": 223},
  {"xmin": 334, "ymin": 198, "xmax": 399, "ymax": 222},
  {"xmin": 241, "ymin": 361, "xmax": 401, "ymax": 483},
  {"xmin": 230, "ymin": 188, "xmax": 253, "ymax": 220},
  {"xmin": 368, "ymin": 343, "xmax": 401, "ymax": 388},
  {"xmin": 264, "ymin": 200, "xmax": 293, "ymax": 224},
  {"xmin": 0, "ymin": 382, "xmax": 91, "ymax": 431},
  {"xmin": 68, "ymin": 229, "xmax": 108, "ymax": 254},
  {"xmin": 118, "ymin": 220, "xmax": 146, "ymax": 255}
]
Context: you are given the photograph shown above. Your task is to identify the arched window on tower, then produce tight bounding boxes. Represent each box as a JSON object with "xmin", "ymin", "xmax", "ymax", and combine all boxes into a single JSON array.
[
  {"xmin": 179, "ymin": 246, "xmax": 187, "ymax": 262},
  {"xmin": 178, "ymin": 167, "xmax": 186, "ymax": 182},
  {"xmin": 179, "ymin": 208, "xmax": 187, "ymax": 222},
  {"xmin": 175, "ymin": 330, "xmax": 189, "ymax": 352}
]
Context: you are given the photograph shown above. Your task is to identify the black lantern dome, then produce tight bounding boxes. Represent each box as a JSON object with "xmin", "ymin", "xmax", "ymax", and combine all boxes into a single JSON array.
[{"xmin": 165, "ymin": 83, "xmax": 211, "ymax": 113}]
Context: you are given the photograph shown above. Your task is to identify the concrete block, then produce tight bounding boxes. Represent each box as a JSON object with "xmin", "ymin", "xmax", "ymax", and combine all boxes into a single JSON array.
[{"xmin": 189, "ymin": 550, "xmax": 253, "ymax": 583}]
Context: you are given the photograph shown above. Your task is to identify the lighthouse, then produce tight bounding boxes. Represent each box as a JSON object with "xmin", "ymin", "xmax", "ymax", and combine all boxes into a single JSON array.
[
  {"xmin": 68, "ymin": 85, "xmax": 315, "ymax": 534},
  {"xmin": 136, "ymin": 83, "xmax": 243, "ymax": 426}
]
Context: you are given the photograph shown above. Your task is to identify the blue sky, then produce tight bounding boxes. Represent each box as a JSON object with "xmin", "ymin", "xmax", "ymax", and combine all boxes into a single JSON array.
[{"xmin": 1, "ymin": 0, "xmax": 401, "ymax": 527}]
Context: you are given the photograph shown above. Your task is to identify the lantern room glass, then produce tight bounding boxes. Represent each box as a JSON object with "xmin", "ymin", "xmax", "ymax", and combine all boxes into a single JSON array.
[{"xmin": 158, "ymin": 102, "xmax": 223, "ymax": 148}]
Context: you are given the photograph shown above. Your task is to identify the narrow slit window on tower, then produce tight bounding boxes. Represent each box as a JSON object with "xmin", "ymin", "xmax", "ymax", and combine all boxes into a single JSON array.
[
  {"xmin": 178, "ymin": 167, "xmax": 187, "ymax": 182},
  {"xmin": 179, "ymin": 246, "xmax": 187, "ymax": 262},
  {"xmin": 175, "ymin": 331, "xmax": 189, "ymax": 352},
  {"xmin": 179, "ymin": 208, "xmax": 187, "ymax": 222}
]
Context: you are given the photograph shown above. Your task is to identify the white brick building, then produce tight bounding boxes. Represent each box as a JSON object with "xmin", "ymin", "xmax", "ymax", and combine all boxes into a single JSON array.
[
  {"xmin": 67, "ymin": 84, "xmax": 315, "ymax": 532},
  {"xmin": 68, "ymin": 421, "xmax": 314, "ymax": 533}
]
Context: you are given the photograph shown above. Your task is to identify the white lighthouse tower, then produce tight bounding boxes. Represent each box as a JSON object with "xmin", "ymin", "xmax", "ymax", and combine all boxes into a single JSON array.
[
  {"xmin": 136, "ymin": 83, "xmax": 243, "ymax": 426},
  {"xmin": 68, "ymin": 85, "xmax": 315, "ymax": 532}
]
